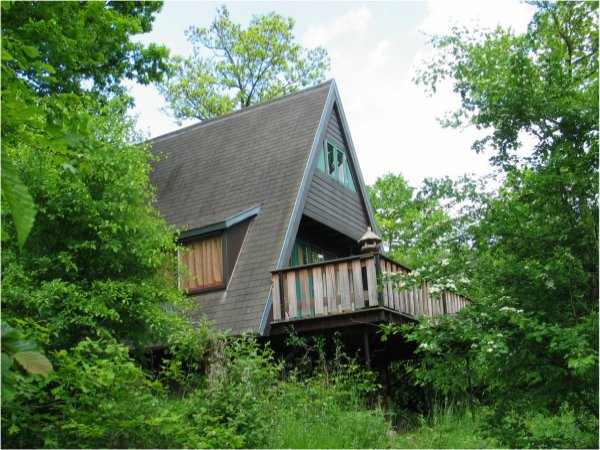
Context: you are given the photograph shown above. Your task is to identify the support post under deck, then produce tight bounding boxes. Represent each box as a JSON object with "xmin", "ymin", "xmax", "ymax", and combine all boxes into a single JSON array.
[{"xmin": 363, "ymin": 331, "xmax": 371, "ymax": 371}]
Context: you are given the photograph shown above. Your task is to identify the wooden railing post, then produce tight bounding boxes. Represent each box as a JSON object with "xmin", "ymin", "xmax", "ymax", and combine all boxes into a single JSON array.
[
  {"xmin": 374, "ymin": 253, "xmax": 383, "ymax": 307},
  {"xmin": 441, "ymin": 292, "xmax": 447, "ymax": 315},
  {"xmin": 278, "ymin": 271, "xmax": 285, "ymax": 320}
]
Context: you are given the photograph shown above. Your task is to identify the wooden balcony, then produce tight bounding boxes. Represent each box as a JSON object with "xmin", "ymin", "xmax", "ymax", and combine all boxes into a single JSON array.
[{"xmin": 271, "ymin": 253, "xmax": 469, "ymax": 324}]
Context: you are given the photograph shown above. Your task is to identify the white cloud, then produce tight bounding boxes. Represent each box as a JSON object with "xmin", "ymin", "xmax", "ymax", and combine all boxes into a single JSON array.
[
  {"xmin": 417, "ymin": 1, "xmax": 536, "ymax": 37},
  {"xmin": 302, "ymin": 5, "xmax": 374, "ymax": 48}
]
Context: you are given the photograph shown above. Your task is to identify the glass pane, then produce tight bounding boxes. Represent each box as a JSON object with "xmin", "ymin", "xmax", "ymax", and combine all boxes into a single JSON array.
[
  {"xmin": 337, "ymin": 149, "xmax": 345, "ymax": 184},
  {"xmin": 317, "ymin": 146, "xmax": 326, "ymax": 171},
  {"xmin": 327, "ymin": 142, "xmax": 336, "ymax": 177},
  {"xmin": 313, "ymin": 246, "xmax": 325, "ymax": 262}
]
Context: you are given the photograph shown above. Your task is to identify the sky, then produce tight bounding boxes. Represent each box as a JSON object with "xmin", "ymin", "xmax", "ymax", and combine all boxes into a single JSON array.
[{"xmin": 127, "ymin": 1, "xmax": 537, "ymax": 187}]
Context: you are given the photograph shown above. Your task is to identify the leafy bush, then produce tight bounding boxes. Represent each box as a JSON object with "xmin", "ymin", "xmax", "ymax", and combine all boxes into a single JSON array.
[
  {"xmin": 482, "ymin": 404, "xmax": 598, "ymax": 449},
  {"xmin": 2, "ymin": 338, "xmax": 192, "ymax": 448}
]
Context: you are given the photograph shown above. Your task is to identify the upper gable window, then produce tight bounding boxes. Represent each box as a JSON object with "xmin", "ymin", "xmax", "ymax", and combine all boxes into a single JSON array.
[
  {"xmin": 317, "ymin": 141, "xmax": 357, "ymax": 192},
  {"xmin": 179, "ymin": 233, "xmax": 225, "ymax": 293}
]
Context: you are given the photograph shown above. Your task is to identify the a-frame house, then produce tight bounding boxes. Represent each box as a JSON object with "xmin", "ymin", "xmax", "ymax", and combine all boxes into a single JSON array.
[{"xmin": 150, "ymin": 80, "xmax": 467, "ymax": 345}]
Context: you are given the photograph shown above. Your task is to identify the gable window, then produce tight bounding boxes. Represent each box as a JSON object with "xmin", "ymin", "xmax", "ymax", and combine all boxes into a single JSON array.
[
  {"xmin": 318, "ymin": 140, "xmax": 357, "ymax": 192},
  {"xmin": 179, "ymin": 233, "xmax": 224, "ymax": 292}
]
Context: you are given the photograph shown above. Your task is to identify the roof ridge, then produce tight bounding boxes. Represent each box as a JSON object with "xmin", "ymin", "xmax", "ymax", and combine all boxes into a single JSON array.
[{"xmin": 151, "ymin": 79, "xmax": 334, "ymax": 143}]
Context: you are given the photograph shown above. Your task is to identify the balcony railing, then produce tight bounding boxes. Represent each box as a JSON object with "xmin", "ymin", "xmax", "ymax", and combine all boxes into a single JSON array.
[{"xmin": 271, "ymin": 253, "xmax": 469, "ymax": 322}]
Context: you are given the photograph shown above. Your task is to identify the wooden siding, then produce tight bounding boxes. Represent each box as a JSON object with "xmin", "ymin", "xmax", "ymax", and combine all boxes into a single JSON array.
[{"xmin": 304, "ymin": 106, "xmax": 369, "ymax": 240}]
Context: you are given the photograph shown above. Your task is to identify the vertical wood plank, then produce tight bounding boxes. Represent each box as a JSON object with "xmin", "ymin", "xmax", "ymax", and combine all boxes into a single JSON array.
[
  {"xmin": 422, "ymin": 282, "xmax": 429, "ymax": 317},
  {"xmin": 338, "ymin": 262, "xmax": 351, "ymax": 311},
  {"xmin": 413, "ymin": 283, "xmax": 418, "ymax": 315},
  {"xmin": 400, "ymin": 272, "xmax": 408, "ymax": 312},
  {"xmin": 381, "ymin": 261, "xmax": 390, "ymax": 308},
  {"xmin": 385, "ymin": 261, "xmax": 393, "ymax": 308},
  {"xmin": 427, "ymin": 282, "xmax": 433, "ymax": 317},
  {"xmin": 272, "ymin": 274, "xmax": 281, "ymax": 321},
  {"xmin": 286, "ymin": 271, "xmax": 297, "ymax": 319},
  {"xmin": 387, "ymin": 262, "xmax": 395, "ymax": 309},
  {"xmin": 299, "ymin": 269, "xmax": 310, "ymax": 317},
  {"xmin": 366, "ymin": 258, "xmax": 378, "ymax": 306},
  {"xmin": 399, "ymin": 284, "xmax": 406, "ymax": 313},
  {"xmin": 313, "ymin": 267, "xmax": 324, "ymax": 315},
  {"xmin": 391, "ymin": 264, "xmax": 400, "ymax": 312},
  {"xmin": 352, "ymin": 259, "xmax": 365, "ymax": 309},
  {"xmin": 415, "ymin": 283, "xmax": 421, "ymax": 316},
  {"xmin": 326, "ymin": 264, "xmax": 337, "ymax": 313},
  {"xmin": 380, "ymin": 260, "xmax": 387, "ymax": 307}
]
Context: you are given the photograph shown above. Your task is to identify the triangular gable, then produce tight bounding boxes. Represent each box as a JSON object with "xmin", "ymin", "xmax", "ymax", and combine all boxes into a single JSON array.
[
  {"xmin": 303, "ymin": 104, "xmax": 369, "ymax": 240},
  {"xmin": 258, "ymin": 81, "xmax": 380, "ymax": 334}
]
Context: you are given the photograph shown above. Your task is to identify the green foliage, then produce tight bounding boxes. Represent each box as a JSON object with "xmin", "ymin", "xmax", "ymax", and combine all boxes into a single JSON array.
[
  {"xmin": 2, "ymin": 1, "xmax": 185, "ymax": 349},
  {"xmin": 159, "ymin": 5, "xmax": 330, "ymax": 122},
  {"xmin": 1, "ymin": 97, "xmax": 186, "ymax": 350},
  {"xmin": 368, "ymin": 173, "xmax": 453, "ymax": 268},
  {"xmin": 265, "ymin": 380, "xmax": 390, "ymax": 449},
  {"xmin": 168, "ymin": 334, "xmax": 281, "ymax": 448},
  {"xmin": 2, "ymin": 338, "xmax": 188, "ymax": 449},
  {"xmin": 375, "ymin": 2, "xmax": 598, "ymax": 448},
  {"xmin": 263, "ymin": 331, "xmax": 390, "ymax": 449},
  {"xmin": 481, "ymin": 404, "xmax": 599, "ymax": 449},
  {"xmin": 1, "ymin": 1, "xmax": 170, "ymax": 97},
  {"xmin": 392, "ymin": 405, "xmax": 499, "ymax": 449},
  {"xmin": 1, "ymin": 149, "xmax": 36, "ymax": 248},
  {"xmin": 1, "ymin": 322, "xmax": 52, "ymax": 403}
]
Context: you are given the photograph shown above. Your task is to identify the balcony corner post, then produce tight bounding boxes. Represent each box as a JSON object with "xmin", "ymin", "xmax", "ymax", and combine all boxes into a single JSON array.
[{"xmin": 278, "ymin": 271, "xmax": 285, "ymax": 320}]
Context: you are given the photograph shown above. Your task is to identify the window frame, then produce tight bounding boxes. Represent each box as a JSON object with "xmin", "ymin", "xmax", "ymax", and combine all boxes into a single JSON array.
[{"xmin": 321, "ymin": 140, "xmax": 357, "ymax": 192}]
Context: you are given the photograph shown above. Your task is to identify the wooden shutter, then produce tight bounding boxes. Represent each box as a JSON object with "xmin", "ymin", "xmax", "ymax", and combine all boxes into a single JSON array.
[{"xmin": 179, "ymin": 234, "xmax": 224, "ymax": 292}]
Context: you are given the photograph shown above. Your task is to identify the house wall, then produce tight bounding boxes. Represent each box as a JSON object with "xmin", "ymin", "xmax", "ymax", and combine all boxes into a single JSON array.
[{"xmin": 303, "ymin": 105, "xmax": 370, "ymax": 241}]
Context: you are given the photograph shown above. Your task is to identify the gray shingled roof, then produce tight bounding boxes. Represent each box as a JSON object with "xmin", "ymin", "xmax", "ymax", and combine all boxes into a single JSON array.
[{"xmin": 149, "ymin": 81, "xmax": 333, "ymax": 334}]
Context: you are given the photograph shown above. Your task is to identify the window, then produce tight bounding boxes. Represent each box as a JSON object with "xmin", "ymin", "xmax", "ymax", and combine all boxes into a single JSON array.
[
  {"xmin": 317, "ymin": 140, "xmax": 357, "ymax": 192},
  {"xmin": 179, "ymin": 233, "xmax": 224, "ymax": 292},
  {"xmin": 290, "ymin": 239, "xmax": 337, "ymax": 267}
]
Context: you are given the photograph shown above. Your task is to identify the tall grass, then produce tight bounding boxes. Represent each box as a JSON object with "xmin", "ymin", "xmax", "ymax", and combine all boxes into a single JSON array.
[
  {"xmin": 392, "ymin": 405, "xmax": 500, "ymax": 449},
  {"xmin": 265, "ymin": 379, "xmax": 392, "ymax": 449}
]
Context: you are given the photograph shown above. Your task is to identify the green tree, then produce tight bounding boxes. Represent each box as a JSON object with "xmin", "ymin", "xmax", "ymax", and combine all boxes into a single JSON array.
[
  {"xmin": 159, "ymin": 5, "xmax": 330, "ymax": 122},
  {"xmin": 368, "ymin": 173, "xmax": 461, "ymax": 268},
  {"xmin": 1, "ymin": 0, "xmax": 170, "ymax": 98},
  {"xmin": 1, "ymin": 0, "xmax": 183, "ymax": 351},
  {"xmin": 1, "ymin": 3, "xmax": 190, "ymax": 445},
  {"xmin": 382, "ymin": 2, "xmax": 598, "ymax": 447}
]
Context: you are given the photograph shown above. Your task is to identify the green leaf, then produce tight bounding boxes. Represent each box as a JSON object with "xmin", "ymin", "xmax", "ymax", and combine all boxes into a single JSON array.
[
  {"xmin": 40, "ymin": 63, "xmax": 56, "ymax": 74},
  {"xmin": 12, "ymin": 351, "xmax": 53, "ymax": 376},
  {"xmin": 1, "ymin": 148, "xmax": 36, "ymax": 247},
  {"xmin": 21, "ymin": 45, "xmax": 39, "ymax": 59},
  {"xmin": 1, "ymin": 49, "xmax": 14, "ymax": 61}
]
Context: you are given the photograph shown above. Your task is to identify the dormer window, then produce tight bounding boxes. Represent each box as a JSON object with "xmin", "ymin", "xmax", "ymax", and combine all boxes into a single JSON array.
[
  {"xmin": 177, "ymin": 204, "xmax": 260, "ymax": 295},
  {"xmin": 179, "ymin": 233, "xmax": 225, "ymax": 293},
  {"xmin": 317, "ymin": 140, "xmax": 357, "ymax": 192}
]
